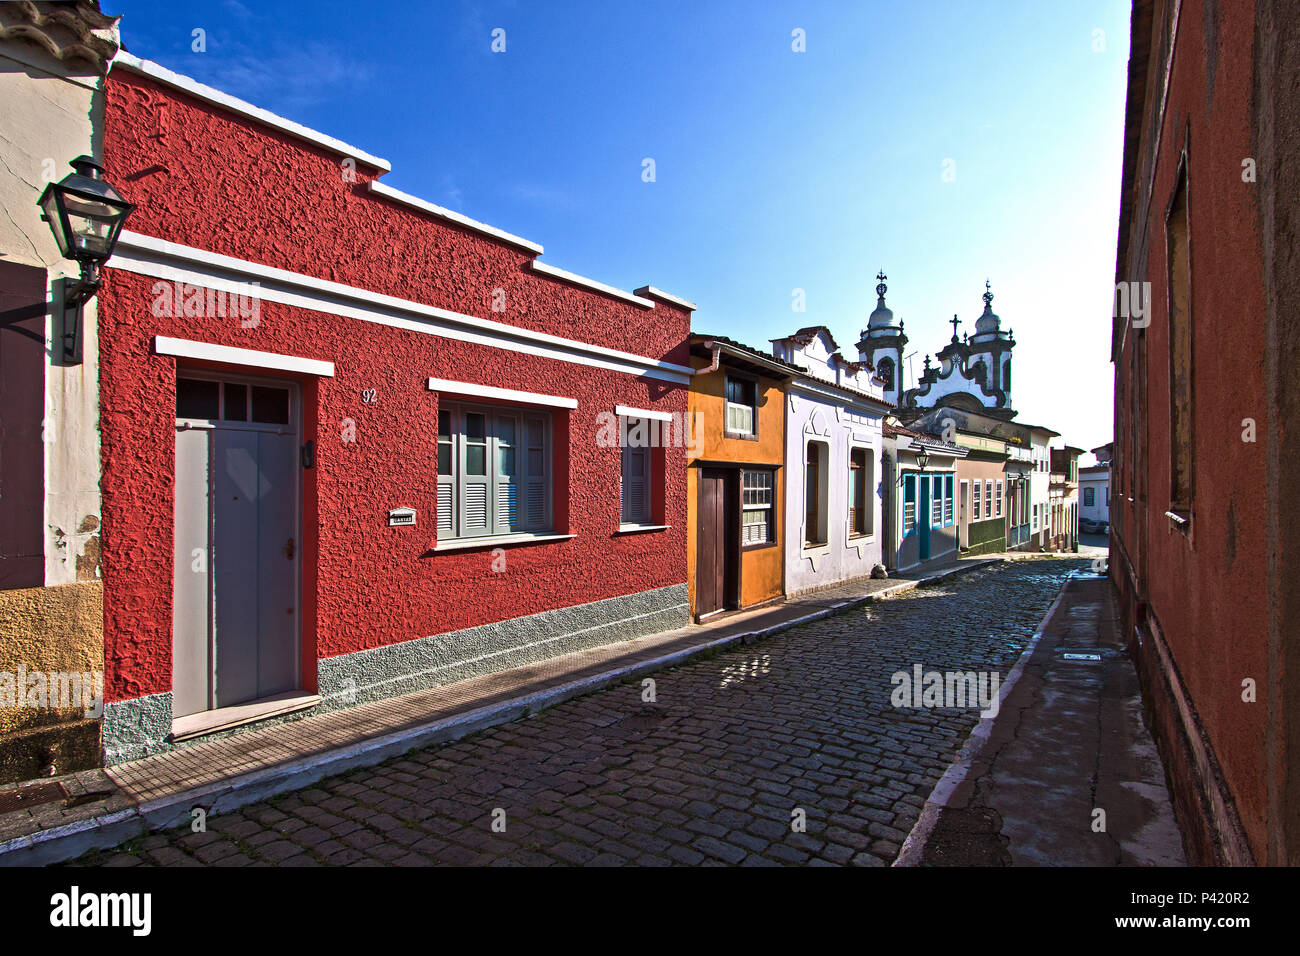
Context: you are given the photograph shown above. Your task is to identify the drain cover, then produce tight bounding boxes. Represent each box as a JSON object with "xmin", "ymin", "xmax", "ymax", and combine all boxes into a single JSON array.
[
  {"xmin": 0, "ymin": 781, "xmax": 68, "ymax": 814},
  {"xmin": 1061, "ymin": 652, "xmax": 1103, "ymax": 662}
]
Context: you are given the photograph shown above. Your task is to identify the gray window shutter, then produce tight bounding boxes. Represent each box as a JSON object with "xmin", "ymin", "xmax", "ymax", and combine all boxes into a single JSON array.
[
  {"xmin": 437, "ymin": 407, "xmax": 455, "ymax": 537},
  {"xmin": 459, "ymin": 410, "xmax": 492, "ymax": 536},
  {"xmin": 622, "ymin": 446, "xmax": 648, "ymax": 524},
  {"xmin": 523, "ymin": 414, "xmax": 549, "ymax": 530},
  {"xmin": 494, "ymin": 413, "xmax": 520, "ymax": 533}
]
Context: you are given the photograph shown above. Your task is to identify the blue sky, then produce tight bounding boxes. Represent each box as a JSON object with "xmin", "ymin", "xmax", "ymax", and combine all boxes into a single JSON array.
[{"xmin": 107, "ymin": 0, "xmax": 1131, "ymax": 456}]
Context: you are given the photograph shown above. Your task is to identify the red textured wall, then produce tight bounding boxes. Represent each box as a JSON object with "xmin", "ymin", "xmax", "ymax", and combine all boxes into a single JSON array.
[
  {"xmin": 1114, "ymin": 0, "xmax": 1268, "ymax": 858},
  {"xmin": 99, "ymin": 71, "xmax": 690, "ymax": 704}
]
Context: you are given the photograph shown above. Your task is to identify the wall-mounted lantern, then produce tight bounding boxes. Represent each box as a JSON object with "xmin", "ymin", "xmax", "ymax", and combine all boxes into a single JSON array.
[
  {"xmin": 915, "ymin": 446, "xmax": 930, "ymax": 472},
  {"xmin": 37, "ymin": 155, "xmax": 135, "ymax": 365}
]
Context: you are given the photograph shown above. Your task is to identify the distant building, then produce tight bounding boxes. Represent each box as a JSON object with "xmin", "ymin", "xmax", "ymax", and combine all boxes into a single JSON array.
[
  {"xmin": 881, "ymin": 420, "xmax": 967, "ymax": 572},
  {"xmin": 1046, "ymin": 447, "xmax": 1081, "ymax": 553},
  {"xmin": 907, "ymin": 406, "xmax": 1055, "ymax": 552},
  {"xmin": 1079, "ymin": 464, "xmax": 1109, "ymax": 531}
]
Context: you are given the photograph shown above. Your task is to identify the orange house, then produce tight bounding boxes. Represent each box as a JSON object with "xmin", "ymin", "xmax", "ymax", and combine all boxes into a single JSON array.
[{"xmin": 686, "ymin": 335, "xmax": 796, "ymax": 620}]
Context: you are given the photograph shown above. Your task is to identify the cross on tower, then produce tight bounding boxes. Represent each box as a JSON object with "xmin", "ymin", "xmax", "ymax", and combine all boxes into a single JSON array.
[
  {"xmin": 949, "ymin": 314, "xmax": 962, "ymax": 341},
  {"xmin": 875, "ymin": 270, "xmax": 888, "ymax": 298}
]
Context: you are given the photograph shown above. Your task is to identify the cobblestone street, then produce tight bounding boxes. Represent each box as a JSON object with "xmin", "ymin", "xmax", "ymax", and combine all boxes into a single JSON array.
[{"xmin": 73, "ymin": 558, "xmax": 1085, "ymax": 867}]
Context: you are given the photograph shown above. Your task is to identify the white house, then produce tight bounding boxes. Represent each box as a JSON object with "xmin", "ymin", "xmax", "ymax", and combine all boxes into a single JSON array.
[
  {"xmin": 1079, "ymin": 465, "xmax": 1110, "ymax": 530},
  {"xmin": 770, "ymin": 327, "xmax": 893, "ymax": 594}
]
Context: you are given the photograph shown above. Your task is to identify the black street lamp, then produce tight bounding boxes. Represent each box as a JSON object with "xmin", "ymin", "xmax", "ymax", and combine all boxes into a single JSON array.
[
  {"xmin": 37, "ymin": 155, "xmax": 134, "ymax": 365},
  {"xmin": 915, "ymin": 446, "xmax": 931, "ymax": 471}
]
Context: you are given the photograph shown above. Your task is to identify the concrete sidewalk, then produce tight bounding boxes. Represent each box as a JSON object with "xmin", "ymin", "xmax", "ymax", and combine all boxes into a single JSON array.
[
  {"xmin": 0, "ymin": 554, "xmax": 1032, "ymax": 866},
  {"xmin": 895, "ymin": 569, "xmax": 1186, "ymax": 866}
]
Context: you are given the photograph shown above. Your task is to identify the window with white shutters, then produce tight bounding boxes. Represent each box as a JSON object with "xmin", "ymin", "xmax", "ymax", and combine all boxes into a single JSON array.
[
  {"xmin": 742, "ymin": 469, "xmax": 774, "ymax": 546},
  {"xmin": 436, "ymin": 402, "xmax": 551, "ymax": 539},
  {"xmin": 904, "ymin": 474, "xmax": 916, "ymax": 533},
  {"xmin": 725, "ymin": 376, "xmax": 757, "ymax": 437},
  {"xmin": 995, "ymin": 480, "xmax": 1003, "ymax": 517}
]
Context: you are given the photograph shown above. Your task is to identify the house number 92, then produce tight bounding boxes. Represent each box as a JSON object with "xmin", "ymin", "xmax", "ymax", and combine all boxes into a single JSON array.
[{"xmin": 361, "ymin": 389, "xmax": 378, "ymax": 404}]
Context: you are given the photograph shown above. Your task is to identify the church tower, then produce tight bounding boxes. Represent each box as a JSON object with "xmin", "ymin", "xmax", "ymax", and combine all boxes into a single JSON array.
[
  {"xmin": 965, "ymin": 279, "xmax": 1015, "ymax": 406},
  {"xmin": 856, "ymin": 271, "xmax": 907, "ymax": 407}
]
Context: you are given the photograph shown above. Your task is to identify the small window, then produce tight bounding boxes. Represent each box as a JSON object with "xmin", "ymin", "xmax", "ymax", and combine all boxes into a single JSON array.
[
  {"xmin": 973, "ymin": 480, "xmax": 982, "ymax": 516},
  {"xmin": 944, "ymin": 474, "xmax": 954, "ymax": 525},
  {"xmin": 1084, "ymin": 487, "xmax": 1095, "ymax": 507},
  {"xmin": 995, "ymin": 480, "xmax": 1003, "ymax": 517},
  {"xmin": 250, "ymin": 386, "xmax": 289, "ymax": 424},
  {"xmin": 742, "ymin": 469, "xmax": 774, "ymax": 546},
  {"xmin": 176, "ymin": 378, "xmax": 220, "ymax": 419},
  {"xmin": 223, "ymin": 383, "xmax": 248, "ymax": 421},
  {"xmin": 849, "ymin": 447, "xmax": 873, "ymax": 536},
  {"xmin": 725, "ymin": 376, "xmax": 757, "ymax": 437},
  {"xmin": 932, "ymin": 476, "xmax": 942, "ymax": 526},
  {"xmin": 805, "ymin": 441, "xmax": 828, "ymax": 546},
  {"xmin": 984, "ymin": 480, "xmax": 993, "ymax": 518}
]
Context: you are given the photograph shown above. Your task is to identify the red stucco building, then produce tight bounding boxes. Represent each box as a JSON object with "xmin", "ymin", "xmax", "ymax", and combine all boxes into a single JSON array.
[
  {"xmin": 96, "ymin": 54, "xmax": 695, "ymax": 761},
  {"xmin": 1112, "ymin": 0, "xmax": 1300, "ymax": 864}
]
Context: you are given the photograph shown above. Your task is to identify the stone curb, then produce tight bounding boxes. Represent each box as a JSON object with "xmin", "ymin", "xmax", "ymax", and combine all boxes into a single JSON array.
[{"xmin": 0, "ymin": 557, "xmax": 1006, "ymax": 867}]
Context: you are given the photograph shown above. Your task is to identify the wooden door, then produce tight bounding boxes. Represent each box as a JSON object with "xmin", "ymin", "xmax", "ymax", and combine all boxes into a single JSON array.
[{"xmin": 696, "ymin": 469, "xmax": 730, "ymax": 616}]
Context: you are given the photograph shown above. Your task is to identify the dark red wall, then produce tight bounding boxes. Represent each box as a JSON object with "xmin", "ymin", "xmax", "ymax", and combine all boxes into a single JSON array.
[
  {"xmin": 1113, "ymin": 0, "xmax": 1268, "ymax": 861},
  {"xmin": 100, "ymin": 70, "xmax": 690, "ymax": 704}
]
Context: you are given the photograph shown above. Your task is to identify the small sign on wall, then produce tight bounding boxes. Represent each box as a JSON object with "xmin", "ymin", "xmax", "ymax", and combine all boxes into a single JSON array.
[{"xmin": 388, "ymin": 507, "xmax": 416, "ymax": 527}]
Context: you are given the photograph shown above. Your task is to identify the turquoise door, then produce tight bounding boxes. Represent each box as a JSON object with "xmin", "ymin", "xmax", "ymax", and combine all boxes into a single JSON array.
[{"xmin": 919, "ymin": 475, "xmax": 931, "ymax": 560}]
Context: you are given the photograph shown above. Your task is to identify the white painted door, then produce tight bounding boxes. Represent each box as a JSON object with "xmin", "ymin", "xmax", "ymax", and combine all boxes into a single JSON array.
[{"xmin": 173, "ymin": 375, "xmax": 301, "ymax": 718}]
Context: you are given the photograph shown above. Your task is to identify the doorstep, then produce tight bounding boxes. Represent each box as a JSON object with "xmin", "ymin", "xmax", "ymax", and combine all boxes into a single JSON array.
[
  {"xmin": 171, "ymin": 692, "xmax": 322, "ymax": 742},
  {"xmin": 0, "ymin": 553, "xmax": 1009, "ymax": 866}
]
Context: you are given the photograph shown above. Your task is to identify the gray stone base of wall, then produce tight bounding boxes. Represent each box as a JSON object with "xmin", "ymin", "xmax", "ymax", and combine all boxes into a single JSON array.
[{"xmin": 102, "ymin": 584, "xmax": 689, "ymax": 765}]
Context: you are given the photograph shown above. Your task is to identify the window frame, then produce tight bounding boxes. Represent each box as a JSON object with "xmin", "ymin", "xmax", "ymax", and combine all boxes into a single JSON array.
[
  {"xmin": 437, "ymin": 401, "xmax": 552, "ymax": 541},
  {"xmin": 724, "ymin": 373, "xmax": 760, "ymax": 441},
  {"xmin": 741, "ymin": 467, "xmax": 777, "ymax": 550},
  {"xmin": 848, "ymin": 445, "xmax": 873, "ymax": 538},
  {"xmin": 804, "ymin": 439, "xmax": 829, "ymax": 548}
]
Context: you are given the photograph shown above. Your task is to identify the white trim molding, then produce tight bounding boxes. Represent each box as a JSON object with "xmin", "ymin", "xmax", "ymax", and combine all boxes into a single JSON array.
[
  {"xmin": 367, "ymin": 181, "xmax": 543, "ymax": 255},
  {"xmin": 615, "ymin": 405, "xmax": 673, "ymax": 422},
  {"xmin": 113, "ymin": 232, "xmax": 693, "ymax": 385},
  {"xmin": 154, "ymin": 336, "xmax": 336, "ymax": 377},
  {"xmin": 633, "ymin": 287, "xmax": 698, "ymax": 311},
  {"xmin": 111, "ymin": 53, "xmax": 391, "ymax": 172},
  {"xmin": 433, "ymin": 532, "xmax": 575, "ymax": 552},
  {"xmin": 529, "ymin": 261, "xmax": 655, "ymax": 308},
  {"xmin": 427, "ymin": 378, "xmax": 577, "ymax": 409}
]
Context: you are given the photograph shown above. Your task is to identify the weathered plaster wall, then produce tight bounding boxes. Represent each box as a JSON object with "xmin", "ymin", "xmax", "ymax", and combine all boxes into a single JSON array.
[
  {"xmin": 0, "ymin": 581, "xmax": 102, "ymax": 781},
  {"xmin": 0, "ymin": 46, "xmax": 105, "ymax": 588}
]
